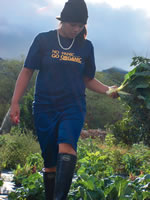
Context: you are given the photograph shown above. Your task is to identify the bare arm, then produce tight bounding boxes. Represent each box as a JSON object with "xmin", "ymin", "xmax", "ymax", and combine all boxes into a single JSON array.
[
  {"xmin": 84, "ymin": 77, "xmax": 118, "ymax": 98},
  {"xmin": 10, "ymin": 67, "xmax": 34, "ymax": 124},
  {"xmin": 84, "ymin": 77, "xmax": 109, "ymax": 94}
]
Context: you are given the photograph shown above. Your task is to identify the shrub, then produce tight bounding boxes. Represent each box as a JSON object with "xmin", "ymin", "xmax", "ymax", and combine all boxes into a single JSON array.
[
  {"xmin": 107, "ymin": 110, "xmax": 139, "ymax": 145},
  {"xmin": 109, "ymin": 56, "xmax": 150, "ymax": 146},
  {"xmin": 13, "ymin": 153, "xmax": 43, "ymax": 186},
  {"xmin": 0, "ymin": 127, "xmax": 41, "ymax": 170},
  {"xmin": 20, "ymin": 88, "xmax": 35, "ymax": 134}
]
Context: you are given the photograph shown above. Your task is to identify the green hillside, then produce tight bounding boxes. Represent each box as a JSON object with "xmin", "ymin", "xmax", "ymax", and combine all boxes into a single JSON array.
[{"xmin": 85, "ymin": 71, "xmax": 125, "ymax": 129}]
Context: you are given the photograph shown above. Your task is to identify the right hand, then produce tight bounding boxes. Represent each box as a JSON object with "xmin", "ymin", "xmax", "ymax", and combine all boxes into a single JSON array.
[
  {"xmin": 106, "ymin": 86, "xmax": 119, "ymax": 99},
  {"xmin": 10, "ymin": 103, "xmax": 20, "ymax": 125}
]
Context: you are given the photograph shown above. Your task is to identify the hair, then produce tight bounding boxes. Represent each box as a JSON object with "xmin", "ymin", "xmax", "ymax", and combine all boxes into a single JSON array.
[{"xmin": 77, "ymin": 25, "xmax": 87, "ymax": 41}]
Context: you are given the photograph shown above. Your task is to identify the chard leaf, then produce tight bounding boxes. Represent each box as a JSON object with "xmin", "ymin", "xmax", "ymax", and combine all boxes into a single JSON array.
[
  {"xmin": 138, "ymin": 174, "xmax": 150, "ymax": 182},
  {"xmin": 146, "ymin": 101, "xmax": 150, "ymax": 110},
  {"xmin": 144, "ymin": 174, "xmax": 150, "ymax": 180},
  {"xmin": 124, "ymin": 68, "xmax": 137, "ymax": 81},
  {"xmin": 142, "ymin": 191, "xmax": 150, "ymax": 199},
  {"xmin": 122, "ymin": 68, "xmax": 137, "ymax": 86},
  {"xmin": 137, "ymin": 95, "xmax": 145, "ymax": 100},
  {"xmin": 77, "ymin": 166, "xmax": 86, "ymax": 175},
  {"xmin": 135, "ymin": 83, "xmax": 149, "ymax": 89},
  {"xmin": 137, "ymin": 63, "xmax": 150, "ymax": 71},
  {"xmin": 134, "ymin": 71, "xmax": 150, "ymax": 77},
  {"xmin": 84, "ymin": 176, "xmax": 95, "ymax": 190}
]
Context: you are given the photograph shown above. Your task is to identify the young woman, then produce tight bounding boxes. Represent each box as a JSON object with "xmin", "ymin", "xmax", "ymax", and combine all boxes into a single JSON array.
[{"xmin": 10, "ymin": 0, "xmax": 118, "ymax": 199}]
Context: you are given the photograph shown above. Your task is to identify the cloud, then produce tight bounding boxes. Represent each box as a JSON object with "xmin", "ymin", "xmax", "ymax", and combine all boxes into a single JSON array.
[
  {"xmin": 0, "ymin": 0, "xmax": 59, "ymax": 58},
  {"xmin": 0, "ymin": 1, "xmax": 150, "ymax": 71},
  {"xmin": 36, "ymin": 0, "xmax": 62, "ymax": 16},
  {"xmin": 87, "ymin": 3, "xmax": 150, "ymax": 70}
]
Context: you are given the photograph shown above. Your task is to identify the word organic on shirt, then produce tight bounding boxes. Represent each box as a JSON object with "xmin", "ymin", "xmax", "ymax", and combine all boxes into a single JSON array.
[{"xmin": 51, "ymin": 50, "xmax": 82, "ymax": 64}]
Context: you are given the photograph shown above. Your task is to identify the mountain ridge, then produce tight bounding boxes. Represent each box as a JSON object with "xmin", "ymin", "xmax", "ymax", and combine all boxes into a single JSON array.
[{"xmin": 102, "ymin": 67, "xmax": 128, "ymax": 74}]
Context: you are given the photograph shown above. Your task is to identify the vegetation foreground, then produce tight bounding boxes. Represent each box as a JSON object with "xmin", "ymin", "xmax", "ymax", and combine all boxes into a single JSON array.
[{"xmin": 0, "ymin": 129, "xmax": 150, "ymax": 200}]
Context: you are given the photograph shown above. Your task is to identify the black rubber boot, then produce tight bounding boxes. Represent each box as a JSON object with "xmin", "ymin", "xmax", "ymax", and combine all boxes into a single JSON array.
[
  {"xmin": 43, "ymin": 171, "xmax": 56, "ymax": 200},
  {"xmin": 54, "ymin": 153, "xmax": 77, "ymax": 200}
]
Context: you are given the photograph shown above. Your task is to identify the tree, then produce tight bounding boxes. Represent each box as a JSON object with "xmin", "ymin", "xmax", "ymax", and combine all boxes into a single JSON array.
[{"xmin": 20, "ymin": 88, "xmax": 35, "ymax": 134}]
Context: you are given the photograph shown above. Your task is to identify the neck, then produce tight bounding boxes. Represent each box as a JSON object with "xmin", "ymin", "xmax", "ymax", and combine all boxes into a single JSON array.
[
  {"xmin": 57, "ymin": 29, "xmax": 75, "ymax": 51},
  {"xmin": 58, "ymin": 28, "xmax": 75, "ymax": 39},
  {"xmin": 58, "ymin": 28, "xmax": 67, "ymax": 38}
]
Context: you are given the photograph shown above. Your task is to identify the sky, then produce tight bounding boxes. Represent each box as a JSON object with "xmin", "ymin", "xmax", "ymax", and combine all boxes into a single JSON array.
[{"xmin": 0, "ymin": 0, "xmax": 150, "ymax": 71}]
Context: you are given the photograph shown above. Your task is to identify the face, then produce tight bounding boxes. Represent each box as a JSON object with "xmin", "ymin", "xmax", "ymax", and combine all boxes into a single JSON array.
[{"xmin": 60, "ymin": 22, "xmax": 85, "ymax": 39}]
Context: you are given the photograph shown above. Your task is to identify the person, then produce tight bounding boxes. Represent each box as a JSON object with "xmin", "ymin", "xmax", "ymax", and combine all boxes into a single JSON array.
[{"xmin": 10, "ymin": 0, "xmax": 118, "ymax": 199}]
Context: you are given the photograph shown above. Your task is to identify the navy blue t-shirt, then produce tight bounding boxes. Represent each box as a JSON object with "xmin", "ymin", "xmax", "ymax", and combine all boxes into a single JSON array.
[{"xmin": 24, "ymin": 30, "xmax": 96, "ymax": 111}]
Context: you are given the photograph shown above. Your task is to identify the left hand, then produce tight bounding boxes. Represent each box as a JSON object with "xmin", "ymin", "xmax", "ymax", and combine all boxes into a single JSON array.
[{"xmin": 106, "ymin": 86, "xmax": 119, "ymax": 99}]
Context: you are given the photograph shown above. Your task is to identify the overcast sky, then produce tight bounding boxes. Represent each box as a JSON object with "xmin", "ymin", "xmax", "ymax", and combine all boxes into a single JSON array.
[{"xmin": 0, "ymin": 0, "xmax": 150, "ymax": 71}]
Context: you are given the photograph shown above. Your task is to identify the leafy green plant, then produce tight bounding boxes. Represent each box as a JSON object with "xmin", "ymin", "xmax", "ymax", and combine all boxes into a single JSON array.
[
  {"xmin": 78, "ymin": 151, "xmax": 113, "ymax": 178},
  {"xmin": 26, "ymin": 153, "xmax": 43, "ymax": 171},
  {"xmin": 69, "ymin": 173, "xmax": 150, "ymax": 200},
  {"xmin": 13, "ymin": 153, "xmax": 43, "ymax": 186},
  {"xmin": 13, "ymin": 164, "xmax": 32, "ymax": 187},
  {"xmin": 77, "ymin": 138, "xmax": 100, "ymax": 163},
  {"xmin": 69, "ymin": 174, "xmax": 105, "ymax": 200},
  {"xmin": 128, "ymin": 143, "xmax": 150, "ymax": 175},
  {"xmin": 110, "ymin": 149, "xmax": 126, "ymax": 175},
  {"xmin": 0, "ymin": 178, "xmax": 3, "ymax": 187},
  {"xmin": 105, "ymin": 133, "xmax": 117, "ymax": 147},
  {"xmin": 9, "ymin": 172, "xmax": 44, "ymax": 200},
  {"xmin": 122, "ymin": 153, "xmax": 139, "ymax": 175},
  {"xmin": 109, "ymin": 56, "xmax": 150, "ymax": 146}
]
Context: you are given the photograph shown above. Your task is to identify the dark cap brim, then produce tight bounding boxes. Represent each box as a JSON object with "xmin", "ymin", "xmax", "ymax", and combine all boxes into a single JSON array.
[{"xmin": 56, "ymin": 16, "xmax": 61, "ymax": 21}]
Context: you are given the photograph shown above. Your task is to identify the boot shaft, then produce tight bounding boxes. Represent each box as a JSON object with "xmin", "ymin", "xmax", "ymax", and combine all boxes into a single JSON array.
[
  {"xmin": 54, "ymin": 153, "xmax": 77, "ymax": 200},
  {"xmin": 43, "ymin": 171, "xmax": 56, "ymax": 200}
]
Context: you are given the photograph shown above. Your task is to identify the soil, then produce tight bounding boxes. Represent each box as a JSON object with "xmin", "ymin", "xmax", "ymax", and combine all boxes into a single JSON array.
[{"xmin": 80, "ymin": 129, "xmax": 107, "ymax": 141}]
